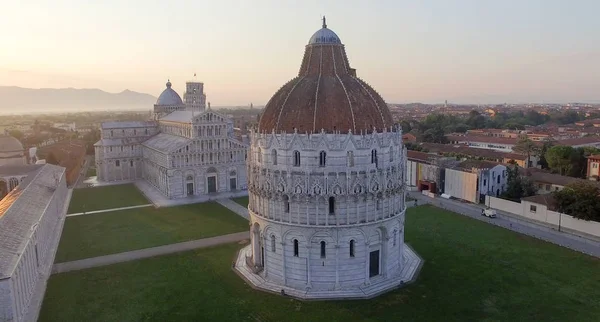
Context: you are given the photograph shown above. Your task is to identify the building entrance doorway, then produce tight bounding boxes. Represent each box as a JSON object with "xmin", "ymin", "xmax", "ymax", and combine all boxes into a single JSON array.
[
  {"xmin": 230, "ymin": 177, "xmax": 237, "ymax": 191},
  {"xmin": 369, "ymin": 250, "xmax": 380, "ymax": 278},
  {"xmin": 187, "ymin": 182, "xmax": 194, "ymax": 196},
  {"xmin": 207, "ymin": 176, "xmax": 217, "ymax": 193}
]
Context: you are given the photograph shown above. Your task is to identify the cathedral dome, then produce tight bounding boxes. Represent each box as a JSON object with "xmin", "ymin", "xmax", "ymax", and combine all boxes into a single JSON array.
[
  {"xmin": 0, "ymin": 135, "xmax": 24, "ymax": 153},
  {"xmin": 258, "ymin": 18, "xmax": 393, "ymax": 134},
  {"xmin": 156, "ymin": 80, "xmax": 183, "ymax": 106},
  {"xmin": 308, "ymin": 18, "xmax": 341, "ymax": 44}
]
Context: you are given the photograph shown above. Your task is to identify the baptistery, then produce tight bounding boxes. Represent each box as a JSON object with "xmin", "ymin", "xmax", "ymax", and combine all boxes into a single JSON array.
[{"xmin": 235, "ymin": 17, "xmax": 421, "ymax": 299}]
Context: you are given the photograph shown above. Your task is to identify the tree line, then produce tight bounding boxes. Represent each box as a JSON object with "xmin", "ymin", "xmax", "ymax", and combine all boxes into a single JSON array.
[{"xmin": 399, "ymin": 109, "xmax": 599, "ymax": 144}]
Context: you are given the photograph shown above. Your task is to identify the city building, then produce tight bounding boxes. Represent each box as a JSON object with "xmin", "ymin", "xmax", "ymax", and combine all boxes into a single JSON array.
[
  {"xmin": 0, "ymin": 164, "xmax": 69, "ymax": 322},
  {"xmin": 587, "ymin": 154, "xmax": 600, "ymax": 180},
  {"xmin": 95, "ymin": 80, "xmax": 248, "ymax": 199},
  {"xmin": 235, "ymin": 18, "xmax": 422, "ymax": 299}
]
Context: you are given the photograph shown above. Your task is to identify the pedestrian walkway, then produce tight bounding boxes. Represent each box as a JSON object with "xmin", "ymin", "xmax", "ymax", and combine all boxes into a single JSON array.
[
  {"xmin": 217, "ymin": 199, "xmax": 249, "ymax": 219},
  {"xmin": 66, "ymin": 204, "xmax": 154, "ymax": 217},
  {"xmin": 409, "ymin": 191, "xmax": 600, "ymax": 258},
  {"xmin": 52, "ymin": 231, "xmax": 250, "ymax": 274}
]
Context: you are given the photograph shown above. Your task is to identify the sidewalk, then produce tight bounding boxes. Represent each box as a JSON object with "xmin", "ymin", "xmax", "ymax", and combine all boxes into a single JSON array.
[
  {"xmin": 52, "ymin": 231, "xmax": 250, "ymax": 274},
  {"xmin": 67, "ymin": 204, "xmax": 154, "ymax": 217},
  {"xmin": 216, "ymin": 199, "xmax": 249, "ymax": 219}
]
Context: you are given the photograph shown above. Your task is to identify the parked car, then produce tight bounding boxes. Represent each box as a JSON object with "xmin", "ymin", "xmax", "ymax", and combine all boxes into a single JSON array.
[{"xmin": 481, "ymin": 208, "xmax": 497, "ymax": 218}]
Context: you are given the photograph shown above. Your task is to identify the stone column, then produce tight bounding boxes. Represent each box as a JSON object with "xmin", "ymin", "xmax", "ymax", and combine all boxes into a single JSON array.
[
  {"xmin": 252, "ymin": 225, "xmax": 261, "ymax": 267},
  {"xmin": 334, "ymin": 244, "xmax": 340, "ymax": 289},
  {"xmin": 263, "ymin": 234, "xmax": 269, "ymax": 277},
  {"xmin": 306, "ymin": 245, "xmax": 312, "ymax": 288},
  {"xmin": 364, "ymin": 242, "xmax": 370, "ymax": 285},
  {"xmin": 281, "ymin": 241, "xmax": 287, "ymax": 285}
]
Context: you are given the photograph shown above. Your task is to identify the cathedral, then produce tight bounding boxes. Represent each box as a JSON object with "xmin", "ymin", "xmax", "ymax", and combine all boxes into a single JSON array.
[
  {"xmin": 234, "ymin": 18, "xmax": 422, "ymax": 299},
  {"xmin": 95, "ymin": 80, "xmax": 248, "ymax": 199}
]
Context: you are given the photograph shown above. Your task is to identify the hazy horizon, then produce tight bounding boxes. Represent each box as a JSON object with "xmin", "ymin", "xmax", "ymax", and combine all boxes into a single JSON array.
[{"xmin": 2, "ymin": 1, "xmax": 600, "ymax": 105}]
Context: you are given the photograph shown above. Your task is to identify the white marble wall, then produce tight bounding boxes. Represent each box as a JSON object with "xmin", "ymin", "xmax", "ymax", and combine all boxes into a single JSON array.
[
  {"xmin": 251, "ymin": 212, "xmax": 405, "ymax": 291},
  {"xmin": 247, "ymin": 129, "xmax": 407, "ymax": 292},
  {"xmin": 0, "ymin": 169, "xmax": 67, "ymax": 322}
]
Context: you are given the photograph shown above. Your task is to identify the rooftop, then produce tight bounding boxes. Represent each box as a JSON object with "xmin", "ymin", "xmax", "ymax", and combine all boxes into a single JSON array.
[
  {"xmin": 0, "ymin": 164, "xmax": 66, "ymax": 279},
  {"xmin": 258, "ymin": 18, "xmax": 393, "ymax": 134},
  {"xmin": 141, "ymin": 133, "xmax": 191, "ymax": 153},
  {"xmin": 101, "ymin": 121, "xmax": 156, "ymax": 129}
]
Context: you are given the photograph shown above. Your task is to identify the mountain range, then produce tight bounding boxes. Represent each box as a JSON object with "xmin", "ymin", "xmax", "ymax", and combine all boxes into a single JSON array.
[{"xmin": 0, "ymin": 86, "xmax": 157, "ymax": 114}]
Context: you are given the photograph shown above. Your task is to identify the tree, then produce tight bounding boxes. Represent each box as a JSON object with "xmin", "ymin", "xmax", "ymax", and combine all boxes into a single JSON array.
[
  {"xmin": 46, "ymin": 152, "xmax": 59, "ymax": 165},
  {"xmin": 512, "ymin": 138, "xmax": 539, "ymax": 168},
  {"xmin": 545, "ymin": 145, "xmax": 576, "ymax": 175},
  {"xmin": 537, "ymin": 140, "xmax": 555, "ymax": 169},
  {"xmin": 422, "ymin": 127, "xmax": 447, "ymax": 143},
  {"xmin": 8, "ymin": 129, "xmax": 24, "ymax": 141},
  {"xmin": 553, "ymin": 181, "xmax": 600, "ymax": 222},
  {"xmin": 501, "ymin": 165, "xmax": 536, "ymax": 201},
  {"xmin": 466, "ymin": 110, "xmax": 486, "ymax": 129}
]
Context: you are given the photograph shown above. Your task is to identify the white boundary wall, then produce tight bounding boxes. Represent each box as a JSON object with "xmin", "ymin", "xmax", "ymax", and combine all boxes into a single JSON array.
[{"xmin": 486, "ymin": 196, "xmax": 600, "ymax": 239}]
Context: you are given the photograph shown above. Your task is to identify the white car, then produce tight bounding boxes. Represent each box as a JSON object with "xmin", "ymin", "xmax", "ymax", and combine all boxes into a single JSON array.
[{"xmin": 481, "ymin": 208, "xmax": 497, "ymax": 218}]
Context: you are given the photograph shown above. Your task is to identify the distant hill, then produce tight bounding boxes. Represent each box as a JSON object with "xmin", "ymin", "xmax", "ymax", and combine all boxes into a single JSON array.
[{"xmin": 0, "ymin": 86, "xmax": 157, "ymax": 114}]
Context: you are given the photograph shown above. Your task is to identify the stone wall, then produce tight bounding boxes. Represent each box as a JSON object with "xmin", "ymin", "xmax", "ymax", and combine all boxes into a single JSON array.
[{"xmin": 486, "ymin": 196, "xmax": 600, "ymax": 239}]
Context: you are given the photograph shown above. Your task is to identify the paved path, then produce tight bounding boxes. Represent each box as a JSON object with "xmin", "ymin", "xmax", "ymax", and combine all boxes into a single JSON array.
[
  {"xmin": 409, "ymin": 192, "xmax": 600, "ymax": 258},
  {"xmin": 217, "ymin": 198, "xmax": 249, "ymax": 219},
  {"xmin": 66, "ymin": 204, "xmax": 154, "ymax": 217},
  {"xmin": 52, "ymin": 231, "xmax": 250, "ymax": 274}
]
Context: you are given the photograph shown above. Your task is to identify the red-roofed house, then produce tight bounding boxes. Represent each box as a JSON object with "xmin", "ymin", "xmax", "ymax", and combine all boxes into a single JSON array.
[{"xmin": 587, "ymin": 154, "xmax": 600, "ymax": 181}]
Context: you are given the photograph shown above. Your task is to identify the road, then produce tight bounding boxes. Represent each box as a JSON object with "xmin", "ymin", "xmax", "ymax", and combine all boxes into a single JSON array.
[{"xmin": 409, "ymin": 191, "xmax": 600, "ymax": 258}]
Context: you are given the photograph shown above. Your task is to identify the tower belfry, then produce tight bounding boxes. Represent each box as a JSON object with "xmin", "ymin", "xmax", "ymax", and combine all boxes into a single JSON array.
[{"xmin": 184, "ymin": 74, "xmax": 206, "ymax": 112}]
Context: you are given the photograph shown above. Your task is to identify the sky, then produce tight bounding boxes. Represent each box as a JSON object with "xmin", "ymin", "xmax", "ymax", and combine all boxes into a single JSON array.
[{"xmin": 1, "ymin": 0, "xmax": 599, "ymax": 105}]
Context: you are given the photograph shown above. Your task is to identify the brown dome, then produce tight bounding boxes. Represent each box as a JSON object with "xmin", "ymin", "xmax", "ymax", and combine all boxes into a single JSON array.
[{"xmin": 258, "ymin": 21, "xmax": 394, "ymax": 134}]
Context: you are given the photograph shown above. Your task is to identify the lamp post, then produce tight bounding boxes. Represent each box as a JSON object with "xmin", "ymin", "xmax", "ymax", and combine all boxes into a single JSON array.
[{"xmin": 558, "ymin": 211, "xmax": 562, "ymax": 232}]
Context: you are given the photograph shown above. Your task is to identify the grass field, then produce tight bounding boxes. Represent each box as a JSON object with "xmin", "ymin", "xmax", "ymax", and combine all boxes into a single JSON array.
[
  {"xmin": 68, "ymin": 184, "xmax": 149, "ymax": 213},
  {"xmin": 42, "ymin": 205, "xmax": 600, "ymax": 321},
  {"xmin": 85, "ymin": 167, "xmax": 96, "ymax": 177},
  {"xmin": 55, "ymin": 202, "xmax": 248, "ymax": 262},
  {"xmin": 232, "ymin": 196, "xmax": 248, "ymax": 207}
]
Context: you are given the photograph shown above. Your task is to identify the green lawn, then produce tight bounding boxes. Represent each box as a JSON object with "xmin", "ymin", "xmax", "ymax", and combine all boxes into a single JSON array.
[
  {"xmin": 232, "ymin": 196, "xmax": 248, "ymax": 207},
  {"xmin": 42, "ymin": 205, "xmax": 600, "ymax": 321},
  {"xmin": 85, "ymin": 166, "xmax": 96, "ymax": 177},
  {"xmin": 68, "ymin": 184, "xmax": 149, "ymax": 213},
  {"xmin": 55, "ymin": 202, "xmax": 248, "ymax": 262}
]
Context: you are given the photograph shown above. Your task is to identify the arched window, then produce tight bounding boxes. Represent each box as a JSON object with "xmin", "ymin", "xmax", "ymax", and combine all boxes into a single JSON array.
[
  {"xmin": 272, "ymin": 149, "xmax": 277, "ymax": 165},
  {"xmin": 319, "ymin": 151, "xmax": 326, "ymax": 167},
  {"xmin": 389, "ymin": 146, "xmax": 394, "ymax": 162},
  {"xmin": 393, "ymin": 229, "xmax": 398, "ymax": 247},
  {"xmin": 349, "ymin": 240, "xmax": 355, "ymax": 257},
  {"xmin": 328, "ymin": 197, "xmax": 335, "ymax": 214},
  {"xmin": 497, "ymin": 175, "xmax": 500, "ymax": 184},
  {"xmin": 320, "ymin": 241, "xmax": 326, "ymax": 258},
  {"xmin": 257, "ymin": 148, "xmax": 262, "ymax": 163},
  {"xmin": 293, "ymin": 150, "xmax": 301, "ymax": 166},
  {"xmin": 371, "ymin": 149, "xmax": 378, "ymax": 166},
  {"xmin": 293, "ymin": 239, "xmax": 299, "ymax": 257},
  {"xmin": 284, "ymin": 195, "xmax": 290, "ymax": 213},
  {"xmin": 271, "ymin": 235, "xmax": 276, "ymax": 252},
  {"xmin": 347, "ymin": 151, "xmax": 354, "ymax": 167}
]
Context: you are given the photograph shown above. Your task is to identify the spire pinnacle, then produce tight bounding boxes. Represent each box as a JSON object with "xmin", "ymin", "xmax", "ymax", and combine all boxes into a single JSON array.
[{"xmin": 322, "ymin": 16, "xmax": 327, "ymax": 28}]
